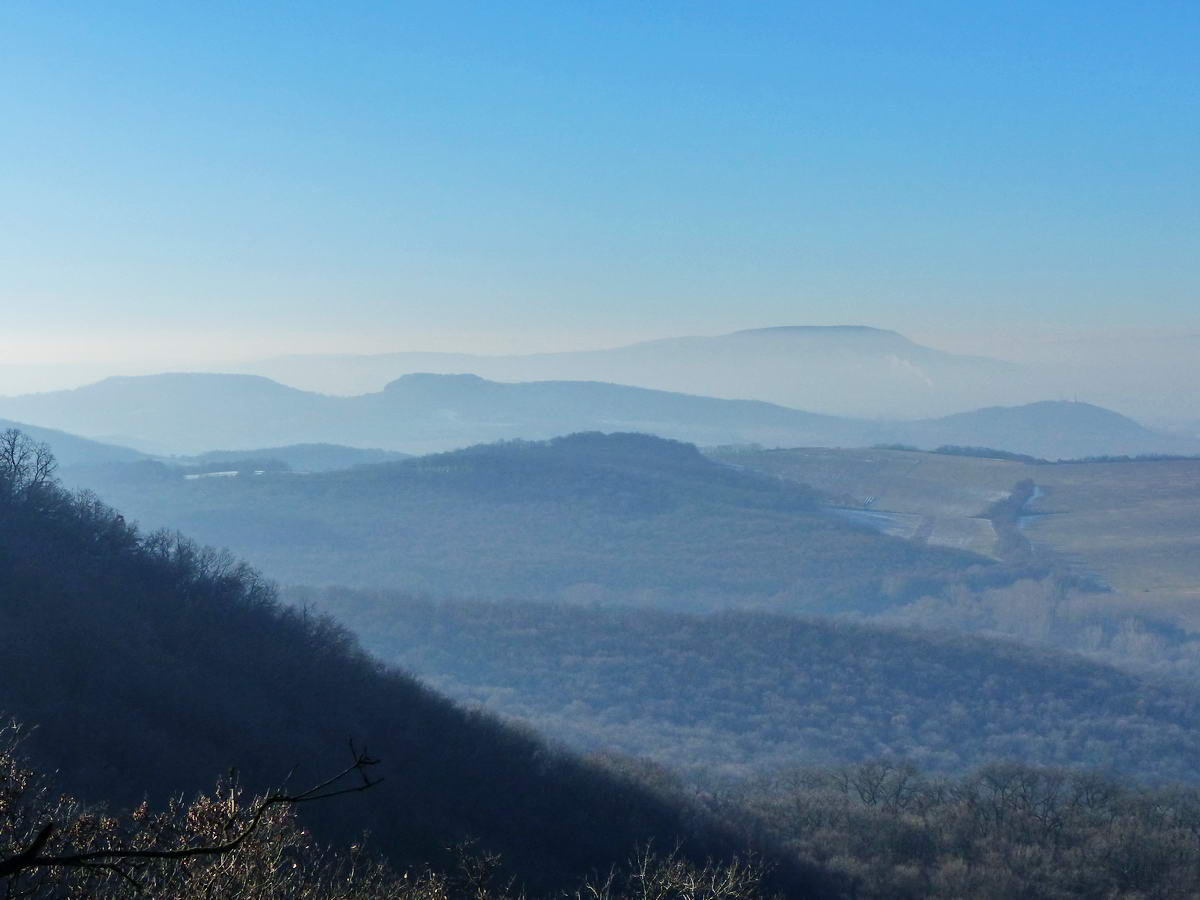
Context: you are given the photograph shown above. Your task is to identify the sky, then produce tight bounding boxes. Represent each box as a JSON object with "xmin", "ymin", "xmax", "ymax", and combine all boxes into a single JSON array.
[{"xmin": 1, "ymin": 1, "xmax": 1197, "ymax": 365}]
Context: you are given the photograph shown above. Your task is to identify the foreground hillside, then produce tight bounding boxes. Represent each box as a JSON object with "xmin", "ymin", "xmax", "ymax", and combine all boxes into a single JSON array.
[
  {"xmin": 297, "ymin": 589, "xmax": 1200, "ymax": 782},
  {"xmin": 65, "ymin": 433, "xmax": 1003, "ymax": 613},
  {"xmin": 0, "ymin": 437, "xmax": 828, "ymax": 895}
]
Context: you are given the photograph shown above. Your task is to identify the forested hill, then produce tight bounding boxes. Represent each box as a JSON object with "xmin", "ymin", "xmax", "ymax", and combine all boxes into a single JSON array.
[
  {"xmin": 0, "ymin": 438, "xmax": 834, "ymax": 896},
  {"xmin": 68, "ymin": 432, "xmax": 1001, "ymax": 613},
  {"xmin": 299, "ymin": 589, "xmax": 1200, "ymax": 783}
]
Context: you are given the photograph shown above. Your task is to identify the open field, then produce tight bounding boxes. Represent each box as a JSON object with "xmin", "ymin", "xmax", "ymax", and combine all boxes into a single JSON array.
[
  {"xmin": 713, "ymin": 448, "xmax": 1200, "ymax": 628},
  {"xmin": 712, "ymin": 447, "xmax": 1021, "ymax": 556},
  {"xmin": 1024, "ymin": 459, "xmax": 1200, "ymax": 627}
]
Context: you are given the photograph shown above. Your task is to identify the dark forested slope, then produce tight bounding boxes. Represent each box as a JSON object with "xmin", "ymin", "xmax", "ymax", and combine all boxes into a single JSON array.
[
  {"xmin": 67, "ymin": 433, "xmax": 1000, "ymax": 613},
  {"xmin": 298, "ymin": 589, "xmax": 1200, "ymax": 782},
  {"xmin": 0, "ymin": 439, "xmax": 831, "ymax": 895}
]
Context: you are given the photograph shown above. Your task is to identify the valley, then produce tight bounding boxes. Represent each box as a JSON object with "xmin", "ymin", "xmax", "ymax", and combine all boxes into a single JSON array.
[
  {"xmin": 718, "ymin": 447, "xmax": 1200, "ymax": 632},
  {"xmin": 7, "ymin": 399, "xmax": 1200, "ymax": 898},
  {"xmin": 6, "ymin": 4, "xmax": 1194, "ymax": 894}
]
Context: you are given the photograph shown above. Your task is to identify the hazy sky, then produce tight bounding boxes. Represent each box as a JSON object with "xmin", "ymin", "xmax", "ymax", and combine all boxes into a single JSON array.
[{"xmin": 2, "ymin": 1, "xmax": 1196, "ymax": 364}]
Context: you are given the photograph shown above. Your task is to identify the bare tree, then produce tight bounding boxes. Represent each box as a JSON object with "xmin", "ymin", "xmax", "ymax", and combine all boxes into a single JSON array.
[
  {"xmin": 0, "ymin": 737, "xmax": 381, "ymax": 889},
  {"xmin": 0, "ymin": 428, "xmax": 57, "ymax": 500}
]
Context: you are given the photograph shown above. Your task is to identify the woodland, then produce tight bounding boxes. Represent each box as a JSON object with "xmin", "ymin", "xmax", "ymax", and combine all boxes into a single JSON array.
[{"xmin": 6, "ymin": 429, "xmax": 1200, "ymax": 898}]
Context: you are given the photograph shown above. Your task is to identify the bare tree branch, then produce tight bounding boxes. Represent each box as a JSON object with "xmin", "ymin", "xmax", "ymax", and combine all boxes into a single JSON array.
[{"xmin": 0, "ymin": 746, "xmax": 381, "ymax": 886}]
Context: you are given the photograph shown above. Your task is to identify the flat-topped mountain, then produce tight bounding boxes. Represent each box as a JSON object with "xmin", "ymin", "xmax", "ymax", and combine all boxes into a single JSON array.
[
  {"xmin": 243, "ymin": 325, "xmax": 1024, "ymax": 418},
  {"xmin": 6, "ymin": 326, "xmax": 1197, "ymax": 424}
]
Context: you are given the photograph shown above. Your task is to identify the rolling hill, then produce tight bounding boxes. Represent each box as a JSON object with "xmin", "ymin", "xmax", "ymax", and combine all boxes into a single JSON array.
[
  {"xmin": 0, "ymin": 417, "xmax": 145, "ymax": 467},
  {"xmin": 243, "ymin": 325, "xmax": 1026, "ymax": 419},
  {"xmin": 295, "ymin": 590, "xmax": 1200, "ymax": 784},
  {"xmin": 63, "ymin": 432, "xmax": 1001, "ymax": 613},
  {"xmin": 3, "ymin": 371, "xmax": 1195, "ymax": 459},
  {"xmin": 173, "ymin": 443, "xmax": 411, "ymax": 472},
  {"xmin": 889, "ymin": 401, "xmax": 1191, "ymax": 461},
  {"xmin": 0, "ymin": 370, "xmax": 872, "ymax": 454},
  {"xmin": 8, "ymin": 327, "xmax": 1199, "ymax": 427},
  {"xmin": 0, "ymin": 373, "xmax": 337, "ymax": 454},
  {"xmin": 0, "ymin": 437, "xmax": 832, "ymax": 895}
]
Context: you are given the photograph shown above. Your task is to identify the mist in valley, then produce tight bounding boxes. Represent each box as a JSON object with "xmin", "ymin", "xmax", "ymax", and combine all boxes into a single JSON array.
[{"xmin": 2, "ymin": 3, "xmax": 1198, "ymax": 898}]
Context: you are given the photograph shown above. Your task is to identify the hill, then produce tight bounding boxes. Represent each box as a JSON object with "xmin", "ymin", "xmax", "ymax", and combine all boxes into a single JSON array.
[
  {"xmin": 176, "ymin": 443, "xmax": 411, "ymax": 472},
  {"xmin": 0, "ymin": 418, "xmax": 145, "ymax": 467},
  {"xmin": 244, "ymin": 325, "xmax": 1025, "ymax": 419},
  {"xmin": 0, "ymin": 436, "xmax": 832, "ymax": 895},
  {"xmin": 7, "ymin": 327, "xmax": 1199, "ymax": 427},
  {"xmin": 0, "ymin": 370, "xmax": 872, "ymax": 455},
  {"xmin": 889, "ymin": 401, "xmax": 1192, "ymax": 460},
  {"xmin": 5, "ymin": 370, "xmax": 1195, "ymax": 459},
  {"xmin": 296, "ymin": 589, "xmax": 1200, "ymax": 783},
  {"xmin": 64, "ymin": 432, "xmax": 1002, "ymax": 613},
  {"xmin": 0, "ymin": 374, "xmax": 339, "ymax": 454}
]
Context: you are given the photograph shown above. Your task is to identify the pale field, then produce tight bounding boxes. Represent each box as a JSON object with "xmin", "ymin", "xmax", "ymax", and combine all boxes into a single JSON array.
[
  {"xmin": 1026, "ymin": 460, "xmax": 1200, "ymax": 628},
  {"xmin": 715, "ymin": 447, "xmax": 1020, "ymax": 556},
  {"xmin": 713, "ymin": 448, "xmax": 1200, "ymax": 628}
]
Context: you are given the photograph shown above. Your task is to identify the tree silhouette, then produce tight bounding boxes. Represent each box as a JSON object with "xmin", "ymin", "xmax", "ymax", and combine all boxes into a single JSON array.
[{"xmin": 0, "ymin": 428, "xmax": 56, "ymax": 501}]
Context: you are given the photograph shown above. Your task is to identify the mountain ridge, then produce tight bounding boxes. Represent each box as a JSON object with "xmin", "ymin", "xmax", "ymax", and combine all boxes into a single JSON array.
[
  {"xmin": 4, "ymin": 372, "xmax": 1195, "ymax": 460},
  {"xmin": 236, "ymin": 324, "xmax": 1024, "ymax": 416},
  {"xmin": 0, "ymin": 445, "xmax": 831, "ymax": 895}
]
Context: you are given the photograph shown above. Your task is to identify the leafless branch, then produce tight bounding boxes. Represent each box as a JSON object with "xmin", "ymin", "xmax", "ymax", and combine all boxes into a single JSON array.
[{"xmin": 0, "ymin": 746, "xmax": 381, "ymax": 887}]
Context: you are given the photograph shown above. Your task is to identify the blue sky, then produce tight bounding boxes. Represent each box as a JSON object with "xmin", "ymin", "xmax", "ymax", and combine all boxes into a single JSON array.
[{"xmin": 1, "ymin": 1, "xmax": 1196, "ymax": 363}]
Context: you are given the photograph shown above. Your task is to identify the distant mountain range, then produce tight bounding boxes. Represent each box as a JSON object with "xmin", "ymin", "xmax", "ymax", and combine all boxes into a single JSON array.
[
  {"xmin": 5, "ymin": 325, "xmax": 1197, "ymax": 424},
  {"xmin": 242, "ymin": 325, "xmax": 1026, "ymax": 419},
  {"xmin": 2, "ymin": 369, "xmax": 1195, "ymax": 460}
]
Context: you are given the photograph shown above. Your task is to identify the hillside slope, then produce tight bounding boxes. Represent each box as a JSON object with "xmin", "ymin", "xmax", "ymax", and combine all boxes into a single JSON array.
[
  {"xmin": 0, "ymin": 445, "xmax": 832, "ymax": 895},
  {"xmin": 891, "ymin": 401, "xmax": 1192, "ymax": 460},
  {"xmin": 0, "ymin": 374, "xmax": 340, "ymax": 454},
  {"xmin": 65, "ymin": 433, "xmax": 997, "ymax": 613},
  {"xmin": 0, "ymin": 417, "xmax": 145, "ymax": 466},
  {"xmin": 297, "ymin": 590, "xmax": 1200, "ymax": 783}
]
